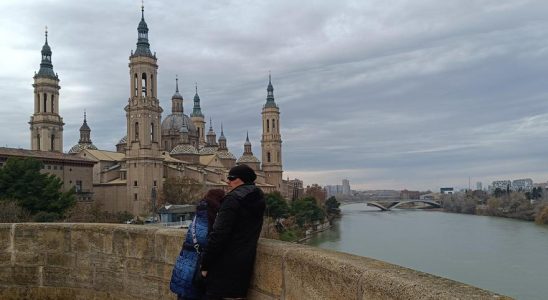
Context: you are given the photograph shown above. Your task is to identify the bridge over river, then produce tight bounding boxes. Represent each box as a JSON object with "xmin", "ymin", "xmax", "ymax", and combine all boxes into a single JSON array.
[{"xmin": 367, "ymin": 200, "xmax": 441, "ymax": 211}]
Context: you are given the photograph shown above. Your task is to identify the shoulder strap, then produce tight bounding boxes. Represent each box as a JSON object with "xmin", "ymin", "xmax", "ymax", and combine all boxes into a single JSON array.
[{"xmin": 191, "ymin": 215, "xmax": 200, "ymax": 253}]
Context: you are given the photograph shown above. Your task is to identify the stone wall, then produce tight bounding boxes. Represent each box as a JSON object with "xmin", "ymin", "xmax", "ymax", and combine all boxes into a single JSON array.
[{"xmin": 0, "ymin": 223, "xmax": 511, "ymax": 300}]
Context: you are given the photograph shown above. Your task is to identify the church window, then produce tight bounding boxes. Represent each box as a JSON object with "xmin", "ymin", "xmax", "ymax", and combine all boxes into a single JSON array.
[
  {"xmin": 151, "ymin": 122, "xmax": 155, "ymax": 142},
  {"xmin": 141, "ymin": 73, "xmax": 147, "ymax": 97},
  {"xmin": 164, "ymin": 141, "xmax": 168, "ymax": 150},
  {"xmin": 37, "ymin": 134, "xmax": 41, "ymax": 150},
  {"xmin": 134, "ymin": 74, "xmax": 138, "ymax": 96},
  {"xmin": 154, "ymin": 180, "xmax": 157, "ymax": 187},
  {"xmin": 134, "ymin": 193, "xmax": 138, "ymax": 201},
  {"xmin": 272, "ymin": 119, "xmax": 275, "ymax": 129},
  {"xmin": 76, "ymin": 180, "xmax": 82, "ymax": 192},
  {"xmin": 51, "ymin": 95, "xmax": 54, "ymax": 113},
  {"xmin": 134, "ymin": 180, "xmax": 138, "ymax": 187},
  {"xmin": 277, "ymin": 151, "xmax": 280, "ymax": 162},
  {"xmin": 134, "ymin": 122, "xmax": 139, "ymax": 140},
  {"xmin": 266, "ymin": 120, "xmax": 270, "ymax": 132},
  {"xmin": 43, "ymin": 93, "xmax": 47, "ymax": 112},
  {"xmin": 51, "ymin": 135, "xmax": 55, "ymax": 150},
  {"xmin": 267, "ymin": 152, "xmax": 271, "ymax": 163},
  {"xmin": 151, "ymin": 75, "xmax": 154, "ymax": 97}
]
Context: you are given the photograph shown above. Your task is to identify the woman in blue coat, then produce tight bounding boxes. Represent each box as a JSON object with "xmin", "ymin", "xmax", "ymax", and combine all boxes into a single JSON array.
[{"xmin": 170, "ymin": 189, "xmax": 225, "ymax": 300}]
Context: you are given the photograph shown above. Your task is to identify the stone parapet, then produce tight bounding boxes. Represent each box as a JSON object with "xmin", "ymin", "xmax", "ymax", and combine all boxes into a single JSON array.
[{"xmin": 0, "ymin": 224, "xmax": 511, "ymax": 300}]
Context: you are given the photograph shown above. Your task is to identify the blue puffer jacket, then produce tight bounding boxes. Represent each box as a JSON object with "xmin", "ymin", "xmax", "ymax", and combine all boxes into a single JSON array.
[{"xmin": 170, "ymin": 200, "xmax": 209, "ymax": 299}]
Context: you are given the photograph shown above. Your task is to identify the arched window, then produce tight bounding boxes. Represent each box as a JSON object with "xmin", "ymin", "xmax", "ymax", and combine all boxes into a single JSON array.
[
  {"xmin": 134, "ymin": 122, "xmax": 139, "ymax": 140},
  {"xmin": 134, "ymin": 74, "xmax": 138, "ymax": 96},
  {"xmin": 197, "ymin": 128, "xmax": 200, "ymax": 139},
  {"xmin": 266, "ymin": 120, "xmax": 270, "ymax": 132},
  {"xmin": 267, "ymin": 152, "xmax": 271, "ymax": 163},
  {"xmin": 151, "ymin": 75, "xmax": 154, "ymax": 97},
  {"xmin": 141, "ymin": 73, "xmax": 147, "ymax": 97},
  {"xmin": 164, "ymin": 141, "xmax": 168, "ymax": 150},
  {"xmin": 37, "ymin": 134, "xmax": 41, "ymax": 150},
  {"xmin": 272, "ymin": 118, "xmax": 275, "ymax": 129},
  {"xmin": 51, "ymin": 135, "xmax": 55, "ymax": 151},
  {"xmin": 43, "ymin": 93, "xmax": 47, "ymax": 112},
  {"xmin": 277, "ymin": 151, "xmax": 280, "ymax": 162},
  {"xmin": 150, "ymin": 122, "xmax": 155, "ymax": 142},
  {"xmin": 51, "ymin": 95, "xmax": 54, "ymax": 113}
]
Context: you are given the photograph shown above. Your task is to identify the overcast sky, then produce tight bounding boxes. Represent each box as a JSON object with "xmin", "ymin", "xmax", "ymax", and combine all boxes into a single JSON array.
[{"xmin": 1, "ymin": 0, "xmax": 548, "ymax": 191}]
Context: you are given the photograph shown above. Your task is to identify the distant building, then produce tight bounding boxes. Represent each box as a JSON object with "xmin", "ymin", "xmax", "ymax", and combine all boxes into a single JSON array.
[
  {"xmin": 440, "ymin": 187, "xmax": 454, "ymax": 194},
  {"xmin": 476, "ymin": 182, "xmax": 482, "ymax": 191},
  {"xmin": 342, "ymin": 179, "xmax": 351, "ymax": 195},
  {"xmin": 325, "ymin": 185, "xmax": 343, "ymax": 198},
  {"xmin": 491, "ymin": 180, "xmax": 511, "ymax": 192},
  {"xmin": 511, "ymin": 178, "xmax": 533, "ymax": 192},
  {"xmin": 287, "ymin": 178, "xmax": 304, "ymax": 201},
  {"xmin": 0, "ymin": 147, "xmax": 95, "ymax": 202},
  {"xmin": 400, "ymin": 190, "xmax": 420, "ymax": 200}
]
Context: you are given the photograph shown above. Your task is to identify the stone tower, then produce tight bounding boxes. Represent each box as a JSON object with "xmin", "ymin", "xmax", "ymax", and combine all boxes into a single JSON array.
[
  {"xmin": 125, "ymin": 5, "xmax": 164, "ymax": 216},
  {"xmin": 30, "ymin": 28, "xmax": 64, "ymax": 152},
  {"xmin": 261, "ymin": 74, "xmax": 283, "ymax": 190},
  {"xmin": 191, "ymin": 83, "xmax": 206, "ymax": 146}
]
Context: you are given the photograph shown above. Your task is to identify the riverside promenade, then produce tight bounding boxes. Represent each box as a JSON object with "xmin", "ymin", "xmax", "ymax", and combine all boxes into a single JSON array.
[{"xmin": 0, "ymin": 223, "xmax": 511, "ymax": 299}]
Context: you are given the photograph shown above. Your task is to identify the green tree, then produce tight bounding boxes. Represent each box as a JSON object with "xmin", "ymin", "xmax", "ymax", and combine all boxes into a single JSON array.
[
  {"xmin": 265, "ymin": 191, "xmax": 289, "ymax": 219},
  {"xmin": 325, "ymin": 196, "xmax": 341, "ymax": 216},
  {"xmin": 0, "ymin": 157, "xmax": 75, "ymax": 220},
  {"xmin": 291, "ymin": 196, "xmax": 325, "ymax": 227}
]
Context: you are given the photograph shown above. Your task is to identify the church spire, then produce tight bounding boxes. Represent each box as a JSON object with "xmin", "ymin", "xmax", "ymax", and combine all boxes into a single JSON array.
[
  {"xmin": 79, "ymin": 110, "xmax": 91, "ymax": 143},
  {"xmin": 171, "ymin": 75, "xmax": 183, "ymax": 113},
  {"xmin": 134, "ymin": 2, "xmax": 152, "ymax": 57},
  {"xmin": 191, "ymin": 82, "xmax": 204, "ymax": 117},
  {"xmin": 36, "ymin": 26, "xmax": 56, "ymax": 78},
  {"xmin": 265, "ymin": 72, "xmax": 277, "ymax": 108}
]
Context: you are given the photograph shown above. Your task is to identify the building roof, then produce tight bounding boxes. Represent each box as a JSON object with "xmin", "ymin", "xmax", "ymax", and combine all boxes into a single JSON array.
[
  {"xmin": 81, "ymin": 149, "xmax": 125, "ymax": 162},
  {"xmin": 0, "ymin": 147, "xmax": 94, "ymax": 165}
]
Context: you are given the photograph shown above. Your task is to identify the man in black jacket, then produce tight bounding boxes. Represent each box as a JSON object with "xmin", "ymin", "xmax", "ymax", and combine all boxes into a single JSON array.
[{"xmin": 201, "ymin": 164, "xmax": 266, "ymax": 299}]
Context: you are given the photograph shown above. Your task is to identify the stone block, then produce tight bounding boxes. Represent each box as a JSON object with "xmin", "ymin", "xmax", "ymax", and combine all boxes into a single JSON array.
[
  {"xmin": 0, "ymin": 224, "xmax": 12, "ymax": 252},
  {"xmin": 95, "ymin": 267, "xmax": 124, "ymax": 292},
  {"xmin": 283, "ymin": 245, "xmax": 368, "ymax": 300},
  {"xmin": 46, "ymin": 252, "xmax": 75, "ymax": 268},
  {"xmin": 71, "ymin": 224, "xmax": 114, "ymax": 255},
  {"xmin": 42, "ymin": 266, "xmax": 70, "ymax": 287},
  {"xmin": 126, "ymin": 227, "xmax": 157, "ymax": 260},
  {"xmin": 5, "ymin": 266, "xmax": 40, "ymax": 286},
  {"xmin": 13, "ymin": 251, "xmax": 45, "ymax": 266},
  {"xmin": 13, "ymin": 223, "xmax": 71, "ymax": 254},
  {"xmin": 251, "ymin": 239, "xmax": 300, "ymax": 298},
  {"xmin": 154, "ymin": 228, "xmax": 184, "ymax": 264}
]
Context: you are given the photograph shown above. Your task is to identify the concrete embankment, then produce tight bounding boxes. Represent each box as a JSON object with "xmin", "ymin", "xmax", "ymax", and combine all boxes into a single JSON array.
[{"xmin": 0, "ymin": 223, "xmax": 511, "ymax": 299}]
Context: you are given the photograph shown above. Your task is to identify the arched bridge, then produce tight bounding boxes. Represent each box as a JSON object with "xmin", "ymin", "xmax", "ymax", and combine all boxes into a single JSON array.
[{"xmin": 367, "ymin": 200, "xmax": 441, "ymax": 211}]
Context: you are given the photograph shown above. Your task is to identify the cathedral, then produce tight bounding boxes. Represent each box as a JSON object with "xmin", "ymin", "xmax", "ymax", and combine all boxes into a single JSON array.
[{"xmin": 26, "ymin": 6, "xmax": 287, "ymax": 216}]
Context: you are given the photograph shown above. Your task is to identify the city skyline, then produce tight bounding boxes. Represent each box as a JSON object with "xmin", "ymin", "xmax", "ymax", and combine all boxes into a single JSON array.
[{"xmin": 1, "ymin": 1, "xmax": 548, "ymax": 190}]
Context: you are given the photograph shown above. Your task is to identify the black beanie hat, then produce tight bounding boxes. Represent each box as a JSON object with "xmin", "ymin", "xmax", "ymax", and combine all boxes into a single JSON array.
[{"xmin": 228, "ymin": 164, "xmax": 257, "ymax": 183}]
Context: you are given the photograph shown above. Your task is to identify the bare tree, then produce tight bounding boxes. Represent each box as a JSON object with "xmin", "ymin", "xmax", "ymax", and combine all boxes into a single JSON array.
[{"xmin": 161, "ymin": 176, "xmax": 204, "ymax": 205}]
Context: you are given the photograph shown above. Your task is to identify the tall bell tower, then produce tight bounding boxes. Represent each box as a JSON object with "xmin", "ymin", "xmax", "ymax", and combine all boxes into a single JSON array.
[
  {"xmin": 30, "ymin": 28, "xmax": 64, "ymax": 152},
  {"xmin": 261, "ymin": 74, "xmax": 283, "ymax": 190},
  {"xmin": 125, "ymin": 5, "xmax": 164, "ymax": 216}
]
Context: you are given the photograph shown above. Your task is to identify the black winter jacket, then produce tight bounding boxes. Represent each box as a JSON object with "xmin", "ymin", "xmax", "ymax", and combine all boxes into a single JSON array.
[{"xmin": 201, "ymin": 183, "xmax": 265, "ymax": 298}]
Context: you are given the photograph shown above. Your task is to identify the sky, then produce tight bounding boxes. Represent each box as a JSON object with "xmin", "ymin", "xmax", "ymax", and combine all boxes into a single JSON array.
[{"xmin": 1, "ymin": 0, "xmax": 548, "ymax": 191}]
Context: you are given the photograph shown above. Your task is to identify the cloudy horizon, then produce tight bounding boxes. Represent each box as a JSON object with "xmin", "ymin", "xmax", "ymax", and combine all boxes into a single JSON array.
[{"xmin": 1, "ymin": 0, "xmax": 548, "ymax": 191}]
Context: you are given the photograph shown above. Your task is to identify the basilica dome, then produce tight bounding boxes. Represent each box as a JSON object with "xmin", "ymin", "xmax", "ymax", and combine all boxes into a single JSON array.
[
  {"xmin": 170, "ymin": 143, "xmax": 198, "ymax": 155},
  {"xmin": 161, "ymin": 113, "xmax": 197, "ymax": 135}
]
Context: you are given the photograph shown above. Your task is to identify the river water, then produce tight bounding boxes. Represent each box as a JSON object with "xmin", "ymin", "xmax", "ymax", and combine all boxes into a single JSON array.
[{"xmin": 306, "ymin": 203, "xmax": 548, "ymax": 300}]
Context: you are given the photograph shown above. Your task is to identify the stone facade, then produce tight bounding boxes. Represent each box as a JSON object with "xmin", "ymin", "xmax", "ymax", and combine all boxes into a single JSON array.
[{"xmin": 0, "ymin": 223, "xmax": 511, "ymax": 300}]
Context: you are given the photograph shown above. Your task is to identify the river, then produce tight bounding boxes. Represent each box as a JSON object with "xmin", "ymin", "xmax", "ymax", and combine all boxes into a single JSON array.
[{"xmin": 306, "ymin": 203, "xmax": 548, "ymax": 300}]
